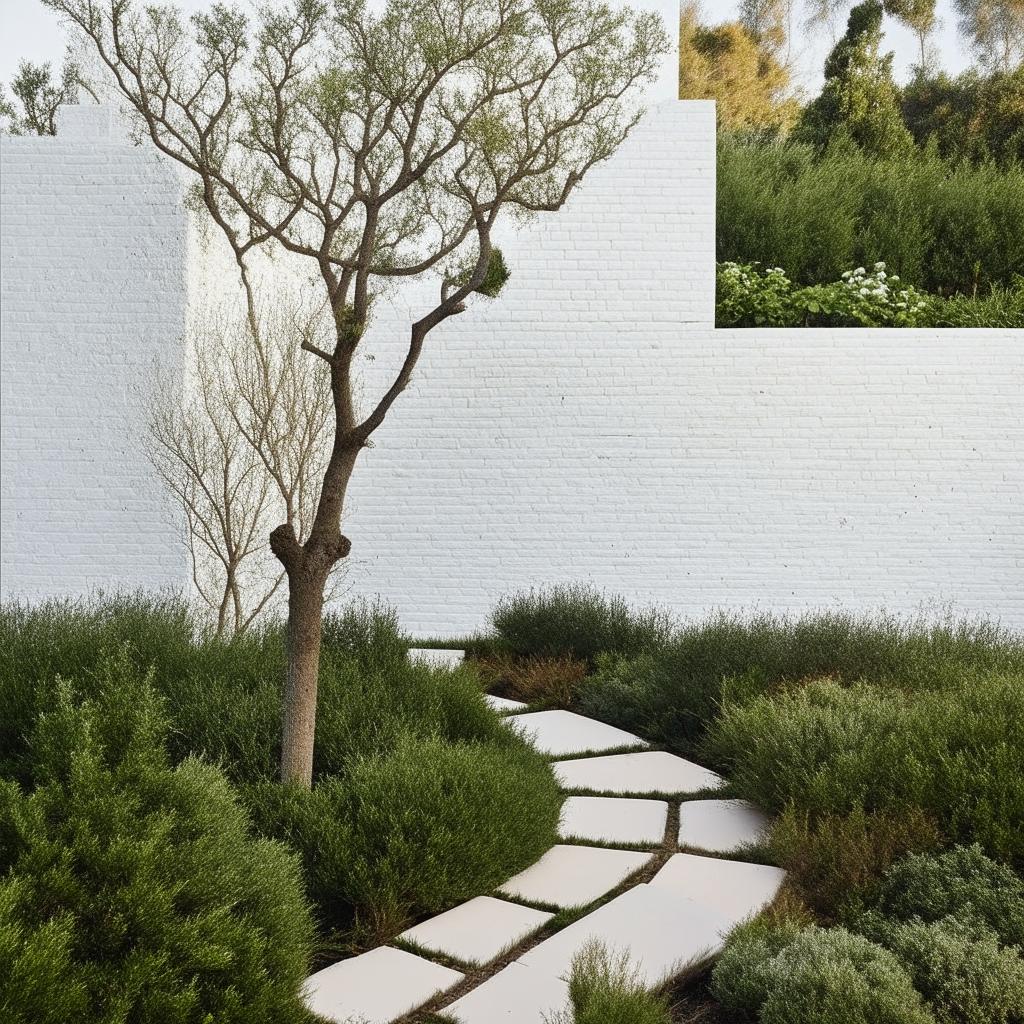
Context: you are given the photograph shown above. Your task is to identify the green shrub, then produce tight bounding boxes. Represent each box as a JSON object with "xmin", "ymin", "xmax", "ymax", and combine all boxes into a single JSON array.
[
  {"xmin": 490, "ymin": 585, "xmax": 671, "ymax": 663},
  {"xmin": 547, "ymin": 942, "xmax": 672, "ymax": 1024},
  {"xmin": 705, "ymin": 676, "xmax": 1024, "ymax": 861},
  {"xmin": 927, "ymin": 278, "xmax": 1024, "ymax": 328},
  {"xmin": 769, "ymin": 805, "xmax": 941, "ymax": 917},
  {"xmin": 576, "ymin": 610, "xmax": 1024, "ymax": 755},
  {"xmin": 717, "ymin": 134, "xmax": 1024, "ymax": 297},
  {"xmin": 854, "ymin": 913, "xmax": 1024, "ymax": 1024},
  {"xmin": 871, "ymin": 846, "xmax": 1024, "ymax": 947},
  {"xmin": 320, "ymin": 599, "xmax": 408, "ymax": 668},
  {"xmin": 0, "ymin": 658, "xmax": 313, "ymax": 1024},
  {"xmin": 249, "ymin": 734, "xmax": 562, "ymax": 942},
  {"xmin": 713, "ymin": 924, "xmax": 932, "ymax": 1024}
]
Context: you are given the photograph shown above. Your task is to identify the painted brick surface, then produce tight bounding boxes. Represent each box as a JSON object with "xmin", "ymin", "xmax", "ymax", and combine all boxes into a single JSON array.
[
  {"xmin": 1, "ymin": 106, "xmax": 189, "ymax": 599},
  {"xmin": 2, "ymin": 99, "xmax": 1022, "ymax": 635}
]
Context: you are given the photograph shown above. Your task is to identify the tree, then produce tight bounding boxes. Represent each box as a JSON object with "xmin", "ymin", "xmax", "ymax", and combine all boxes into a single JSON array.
[
  {"xmin": 0, "ymin": 56, "xmax": 92, "ymax": 135},
  {"xmin": 146, "ymin": 296, "xmax": 336, "ymax": 636},
  {"xmin": 739, "ymin": 0, "xmax": 795, "ymax": 58},
  {"xmin": 796, "ymin": 0, "xmax": 915, "ymax": 156},
  {"xmin": 954, "ymin": 0, "xmax": 1024, "ymax": 71},
  {"xmin": 48, "ymin": 0, "xmax": 667, "ymax": 787},
  {"xmin": 679, "ymin": 3, "xmax": 799, "ymax": 133},
  {"xmin": 886, "ymin": 0, "xmax": 939, "ymax": 71}
]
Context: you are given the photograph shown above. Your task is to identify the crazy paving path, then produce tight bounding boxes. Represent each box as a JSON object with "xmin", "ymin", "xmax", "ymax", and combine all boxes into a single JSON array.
[{"xmin": 303, "ymin": 650, "xmax": 786, "ymax": 1024}]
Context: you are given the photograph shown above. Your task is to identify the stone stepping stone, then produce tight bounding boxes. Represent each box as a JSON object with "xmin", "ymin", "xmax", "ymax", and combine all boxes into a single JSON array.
[
  {"xmin": 678, "ymin": 799, "xmax": 769, "ymax": 853},
  {"xmin": 517, "ymin": 883, "xmax": 731, "ymax": 988},
  {"xmin": 553, "ymin": 750, "xmax": 725, "ymax": 796},
  {"xmin": 559, "ymin": 795, "xmax": 668, "ymax": 846},
  {"xmin": 484, "ymin": 693, "xmax": 528, "ymax": 713},
  {"xmin": 303, "ymin": 946, "xmax": 462, "ymax": 1024},
  {"xmin": 650, "ymin": 853, "xmax": 787, "ymax": 930},
  {"xmin": 398, "ymin": 896, "xmax": 553, "ymax": 966},
  {"xmin": 508, "ymin": 710, "xmax": 648, "ymax": 757},
  {"xmin": 444, "ymin": 961, "xmax": 570, "ymax": 1024},
  {"xmin": 498, "ymin": 844, "xmax": 652, "ymax": 909},
  {"xmin": 408, "ymin": 647, "xmax": 465, "ymax": 669}
]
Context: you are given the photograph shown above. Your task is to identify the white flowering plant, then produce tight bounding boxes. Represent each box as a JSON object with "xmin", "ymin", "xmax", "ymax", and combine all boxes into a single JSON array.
[{"xmin": 717, "ymin": 261, "xmax": 936, "ymax": 328}]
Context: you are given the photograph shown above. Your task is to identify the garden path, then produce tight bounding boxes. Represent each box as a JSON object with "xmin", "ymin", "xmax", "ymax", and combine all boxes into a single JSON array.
[{"xmin": 302, "ymin": 650, "xmax": 785, "ymax": 1023}]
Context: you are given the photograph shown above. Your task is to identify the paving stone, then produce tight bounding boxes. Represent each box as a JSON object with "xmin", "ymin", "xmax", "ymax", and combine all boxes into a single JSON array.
[
  {"xmin": 484, "ymin": 693, "xmax": 528, "ymax": 713},
  {"xmin": 678, "ymin": 799, "xmax": 770, "ymax": 853},
  {"xmin": 518, "ymin": 883, "xmax": 731, "ymax": 987},
  {"xmin": 443, "ymin": 962, "xmax": 570, "ymax": 1024},
  {"xmin": 509, "ymin": 710, "xmax": 648, "ymax": 757},
  {"xmin": 553, "ymin": 750, "xmax": 726, "ymax": 796},
  {"xmin": 650, "ymin": 853, "xmax": 787, "ymax": 930},
  {"xmin": 399, "ymin": 896, "xmax": 553, "ymax": 965},
  {"xmin": 303, "ymin": 946, "xmax": 463, "ymax": 1024},
  {"xmin": 498, "ymin": 844, "xmax": 652, "ymax": 909},
  {"xmin": 559, "ymin": 795, "xmax": 668, "ymax": 845},
  {"xmin": 408, "ymin": 647, "xmax": 465, "ymax": 669}
]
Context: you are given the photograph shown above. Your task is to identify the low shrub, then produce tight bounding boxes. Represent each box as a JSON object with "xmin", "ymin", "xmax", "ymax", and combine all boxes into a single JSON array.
[
  {"xmin": 0, "ymin": 657, "xmax": 313, "ymax": 1024},
  {"xmin": 490, "ymin": 584, "xmax": 672, "ymax": 663},
  {"xmin": 712, "ymin": 924, "xmax": 933, "ymax": 1024},
  {"xmin": 870, "ymin": 845, "xmax": 1024, "ymax": 947},
  {"xmin": 854, "ymin": 913, "xmax": 1024, "ymax": 1024},
  {"xmin": 472, "ymin": 653, "xmax": 588, "ymax": 706},
  {"xmin": 576, "ymin": 610, "xmax": 1024, "ymax": 755},
  {"xmin": 705, "ymin": 676, "xmax": 1024, "ymax": 861},
  {"xmin": 548, "ymin": 942, "xmax": 672, "ymax": 1024},
  {"xmin": 320, "ymin": 599, "xmax": 408, "ymax": 668},
  {"xmin": 248, "ymin": 734, "xmax": 562, "ymax": 941},
  {"xmin": 769, "ymin": 805, "xmax": 942, "ymax": 917}
]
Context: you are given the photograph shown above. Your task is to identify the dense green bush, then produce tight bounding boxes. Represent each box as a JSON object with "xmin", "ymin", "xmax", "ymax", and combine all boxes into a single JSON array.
[
  {"xmin": 870, "ymin": 845, "xmax": 1024, "ymax": 946},
  {"xmin": 491, "ymin": 584, "xmax": 672, "ymax": 663},
  {"xmin": 0, "ymin": 658, "xmax": 313, "ymax": 1024},
  {"xmin": 547, "ymin": 942, "xmax": 672, "ymax": 1024},
  {"xmin": 712, "ymin": 924, "xmax": 933, "ymax": 1024},
  {"xmin": 576, "ymin": 610, "xmax": 1024, "ymax": 755},
  {"xmin": 717, "ymin": 134, "xmax": 1024, "ymax": 297},
  {"xmin": 247, "ymin": 735, "xmax": 562, "ymax": 940},
  {"xmin": 854, "ymin": 913, "xmax": 1024, "ymax": 1024},
  {"xmin": 705, "ymin": 676, "xmax": 1024, "ymax": 862}
]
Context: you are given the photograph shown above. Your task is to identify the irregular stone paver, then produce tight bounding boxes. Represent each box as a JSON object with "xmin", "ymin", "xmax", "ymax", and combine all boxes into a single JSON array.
[
  {"xmin": 650, "ymin": 853, "xmax": 786, "ymax": 930},
  {"xmin": 484, "ymin": 693, "xmax": 528, "ymax": 713},
  {"xmin": 678, "ymin": 799, "xmax": 769, "ymax": 853},
  {"xmin": 399, "ymin": 896, "xmax": 552, "ymax": 966},
  {"xmin": 408, "ymin": 647, "xmax": 465, "ymax": 669},
  {"xmin": 509, "ymin": 709, "xmax": 648, "ymax": 757},
  {"xmin": 559, "ymin": 795, "xmax": 668, "ymax": 846},
  {"xmin": 499, "ymin": 844, "xmax": 652, "ymax": 909},
  {"xmin": 303, "ymin": 946, "xmax": 462, "ymax": 1024},
  {"xmin": 518, "ymin": 883, "xmax": 731, "ymax": 987},
  {"xmin": 444, "ymin": 961, "xmax": 570, "ymax": 1024},
  {"xmin": 553, "ymin": 750, "xmax": 726, "ymax": 796}
]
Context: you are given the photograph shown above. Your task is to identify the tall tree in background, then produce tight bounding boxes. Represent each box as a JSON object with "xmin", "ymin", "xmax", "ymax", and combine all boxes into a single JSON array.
[
  {"xmin": 0, "ymin": 56, "xmax": 92, "ymax": 135},
  {"xmin": 680, "ymin": 3, "xmax": 799, "ymax": 131},
  {"xmin": 886, "ymin": 0, "xmax": 940, "ymax": 70},
  {"xmin": 739, "ymin": 0, "xmax": 795, "ymax": 58},
  {"xmin": 796, "ymin": 0, "xmax": 915, "ymax": 154},
  {"xmin": 954, "ymin": 0, "xmax": 1024, "ymax": 69},
  {"xmin": 48, "ymin": 0, "xmax": 667, "ymax": 788}
]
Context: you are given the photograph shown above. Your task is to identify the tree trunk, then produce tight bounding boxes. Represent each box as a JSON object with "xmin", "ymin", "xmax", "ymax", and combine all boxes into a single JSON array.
[{"xmin": 280, "ymin": 566, "xmax": 327, "ymax": 786}]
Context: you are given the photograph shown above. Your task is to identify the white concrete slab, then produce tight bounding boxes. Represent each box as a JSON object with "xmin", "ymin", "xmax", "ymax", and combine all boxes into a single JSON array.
[
  {"xmin": 443, "ymin": 961, "xmax": 570, "ymax": 1024},
  {"xmin": 553, "ymin": 750, "xmax": 726, "ymax": 795},
  {"xmin": 484, "ymin": 693, "xmax": 528, "ymax": 713},
  {"xmin": 650, "ymin": 853, "xmax": 787, "ymax": 930},
  {"xmin": 559, "ymin": 796, "xmax": 668, "ymax": 846},
  {"xmin": 399, "ymin": 896, "xmax": 553, "ymax": 966},
  {"xmin": 408, "ymin": 647, "xmax": 465, "ymax": 669},
  {"xmin": 509, "ymin": 710, "xmax": 648, "ymax": 757},
  {"xmin": 678, "ymin": 799, "xmax": 769, "ymax": 853},
  {"xmin": 517, "ymin": 883, "xmax": 730, "ymax": 987},
  {"xmin": 498, "ymin": 844, "xmax": 652, "ymax": 909},
  {"xmin": 303, "ymin": 946, "xmax": 463, "ymax": 1023}
]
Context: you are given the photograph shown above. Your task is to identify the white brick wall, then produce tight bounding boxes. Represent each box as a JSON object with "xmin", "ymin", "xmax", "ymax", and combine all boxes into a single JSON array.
[
  {"xmin": 3, "ymin": 99, "xmax": 1022, "ymax": 634},
  {"xmin": 1, "ymin": 106, "xmax": 189, "ymax": 600}
]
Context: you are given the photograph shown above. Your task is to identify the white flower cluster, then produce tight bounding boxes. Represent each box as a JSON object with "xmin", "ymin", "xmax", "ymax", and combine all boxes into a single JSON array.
[{"xmin": 840, "ymin": 262, "xmax": 929, "ymax": 314}]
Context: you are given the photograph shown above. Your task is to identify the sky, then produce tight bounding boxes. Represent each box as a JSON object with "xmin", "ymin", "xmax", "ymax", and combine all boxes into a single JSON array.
[{"xmin": 0, "ymin": 0, "xmax": 976, "ymax": 96}]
